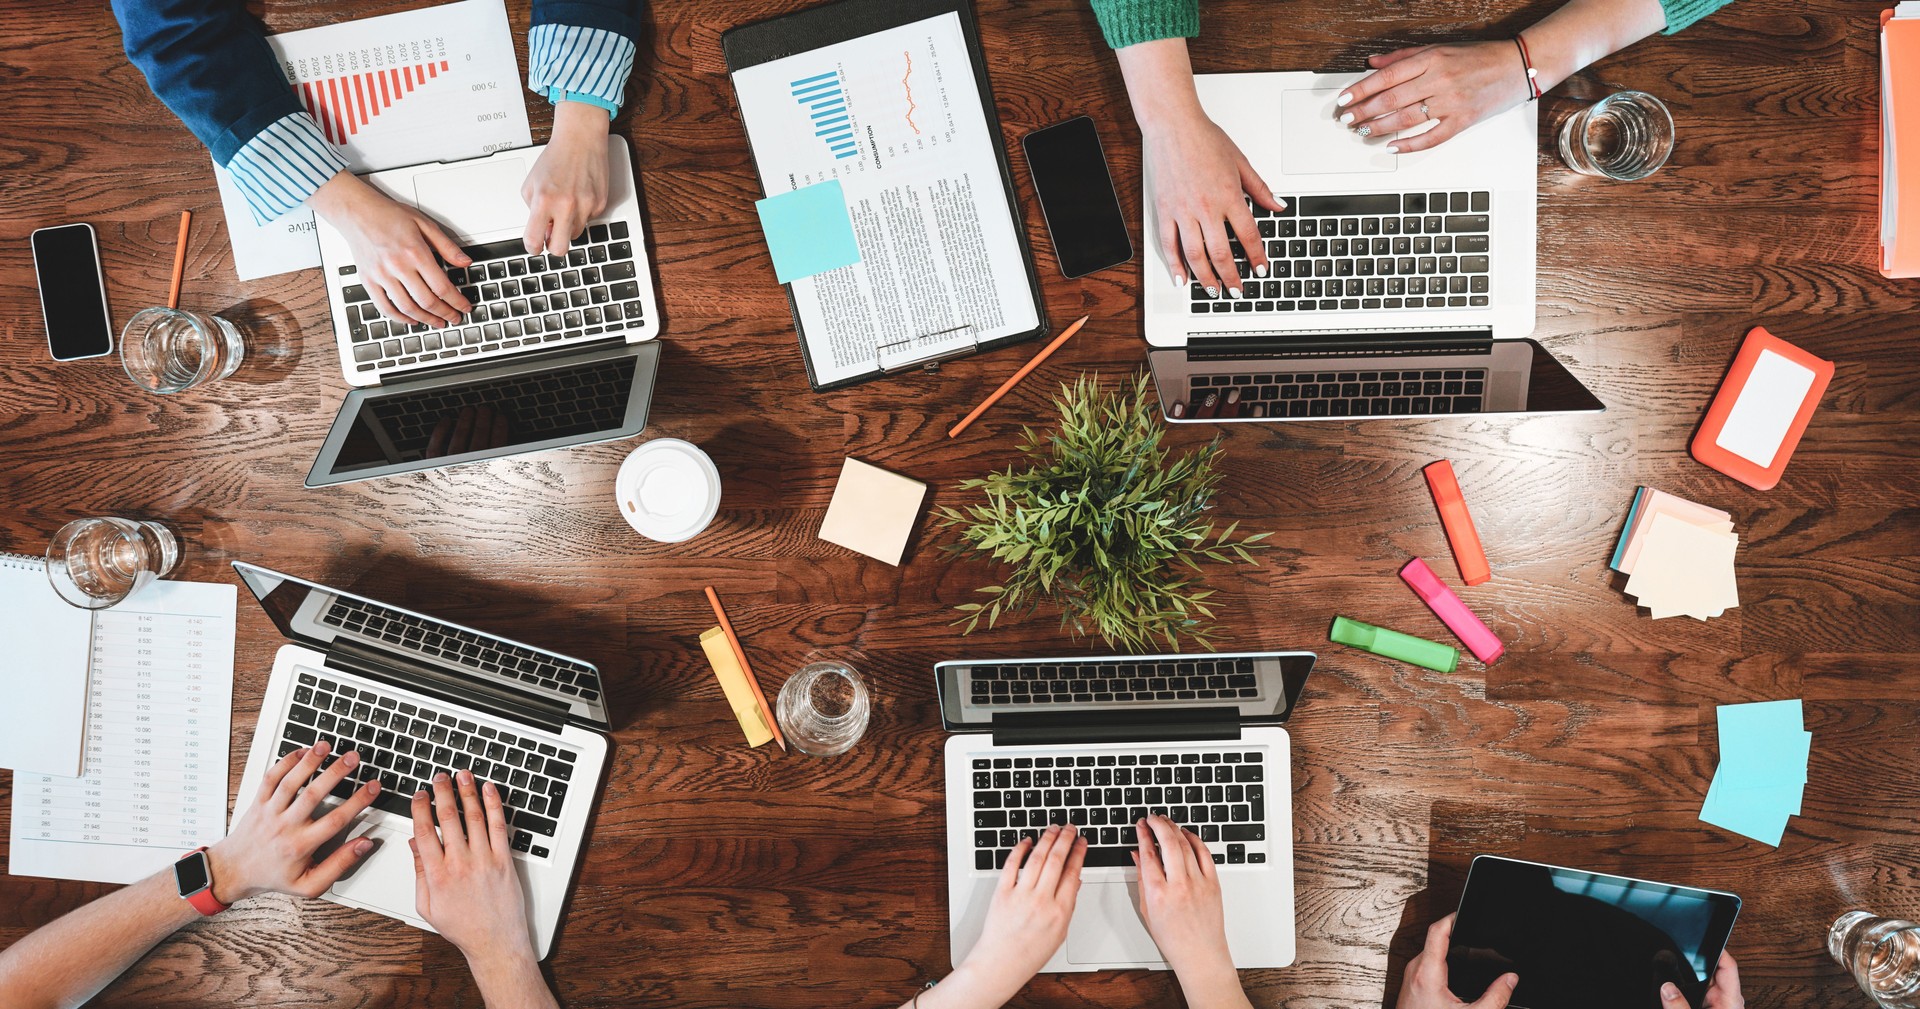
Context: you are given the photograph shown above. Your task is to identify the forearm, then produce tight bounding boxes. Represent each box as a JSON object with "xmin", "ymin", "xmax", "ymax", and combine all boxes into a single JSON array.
[
  {"xmin": 1172, "ymin": 959, "xmax": 1256, "ymax": 1009},
  {"xmin": 467, "ymin": 949, "xmax": 560, "ymax": 1009},
  {"xmin": 0, "ymin": 869, "xmax": 198, "ymax": 1009},
  {"xmin": 1113, "ymin": 37, "xmax": 1206, "ymax": 134},
  {"xmin": 894, "ymin": 963, "xmax": 1027, "ymax": 1009},
  {"xmin": 1520, "ymin": 0, "xmax": 1669, "ymax": 91}
]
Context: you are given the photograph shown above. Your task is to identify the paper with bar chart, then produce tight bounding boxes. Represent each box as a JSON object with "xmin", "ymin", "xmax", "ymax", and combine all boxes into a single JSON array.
[
  {"xmin": 732, "ymin": 12, "xmax": 1037, "ymax": 387},
  {"xmin": 214, "ymin": 0, "xmax": 532, "ymax": 280}
]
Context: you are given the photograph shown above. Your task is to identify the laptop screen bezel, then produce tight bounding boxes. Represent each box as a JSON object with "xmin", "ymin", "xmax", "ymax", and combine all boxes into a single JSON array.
[{"xmin": 933, "ymin": 651, "xmax": 1315, "ymax": 733}]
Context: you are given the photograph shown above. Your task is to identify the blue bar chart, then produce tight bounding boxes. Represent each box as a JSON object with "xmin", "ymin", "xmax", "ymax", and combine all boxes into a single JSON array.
[{"xmin": 791, "ymin": 70, "xmax": 857, "ymax": 160}]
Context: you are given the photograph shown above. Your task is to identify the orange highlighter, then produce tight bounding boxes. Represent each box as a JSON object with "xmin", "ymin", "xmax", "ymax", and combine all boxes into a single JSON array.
[{"xmin": 1423, "ymin": 460, "xmax": 1490, "ymax": 586}]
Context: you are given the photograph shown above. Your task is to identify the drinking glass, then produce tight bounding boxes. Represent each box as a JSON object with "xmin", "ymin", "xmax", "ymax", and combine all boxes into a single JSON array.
[
  {"xmin": 121, "ymin": 307, "xmax": 245, "ymax": 393},
  {"xmin": 1556, "ymin": 90, "xmax": 1675, "ymax": 181},
  {"xmin": 776, "ymin": 661, "xmax": 870, "ymax": 756},
  {"xmin": 1831, "ymin": 912, "xmax": 1920, "ymax": 1008},
  {"xmin": 45, "ymin": 517, "xmax": 181, "ymax": 609}
]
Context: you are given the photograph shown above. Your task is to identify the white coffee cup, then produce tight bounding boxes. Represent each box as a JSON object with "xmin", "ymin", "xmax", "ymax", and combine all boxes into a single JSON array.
[{"xmin": 615, "ymin": 438, "xmax": 721, "ymax": 543}]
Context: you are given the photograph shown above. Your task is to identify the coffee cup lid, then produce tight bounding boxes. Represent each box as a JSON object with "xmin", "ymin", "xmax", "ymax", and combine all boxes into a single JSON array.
[{"xmin": 615, "ymin": 438, "xmax": 720, "ymax": 543}]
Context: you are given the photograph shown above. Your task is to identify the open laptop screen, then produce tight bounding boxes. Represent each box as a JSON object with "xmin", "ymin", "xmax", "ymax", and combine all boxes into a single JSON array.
[
  {"xmin": 307, "ymin": 342, "xmax": 658, "ymax": 487},
  {"xmin": 934, "ymin": 652, "xmax": 1313, "ymax": 730}
]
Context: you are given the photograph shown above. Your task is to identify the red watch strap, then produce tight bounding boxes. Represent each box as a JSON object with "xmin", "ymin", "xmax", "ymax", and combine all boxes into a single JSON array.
[{"xmin": 180, "ymin": 846, "xmax": 230, "ymax": 916}]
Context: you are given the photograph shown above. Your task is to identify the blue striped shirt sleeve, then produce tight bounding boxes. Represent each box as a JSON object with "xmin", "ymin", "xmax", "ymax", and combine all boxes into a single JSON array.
[
  {"xmin": 527, "ymin": 24, "xmax": 636, "ymax": 114},
  {"xmin": 223, "ymin": 113, "xmax": 349, "ymax": 225}
]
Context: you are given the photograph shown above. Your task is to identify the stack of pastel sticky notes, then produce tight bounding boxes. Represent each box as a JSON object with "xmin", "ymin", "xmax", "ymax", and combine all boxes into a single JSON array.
[
  {"xmin": 1609, "ymin": 487, "xmax": 1740, "ymax": 620},
  {"xmin": 1699, "ymin": 699, "xmax": 1811, "ymax": 846}
]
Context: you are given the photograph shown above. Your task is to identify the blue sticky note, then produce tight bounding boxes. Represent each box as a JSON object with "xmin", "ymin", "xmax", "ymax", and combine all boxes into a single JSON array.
[
  {"xmin": 1610, "ymin": 487, "xmax": 1647, "ymax": 571},
  {"xmin": 1716, "ymin": 728, "xmax": 1810, "ymax": 791},
  {"xmin": 1700, "ymin": 774, "xmax": 1798, "ymax": 847},
  {"xmin": 754, "ymin": 180, "xmax": 861, "ymax": 284}
]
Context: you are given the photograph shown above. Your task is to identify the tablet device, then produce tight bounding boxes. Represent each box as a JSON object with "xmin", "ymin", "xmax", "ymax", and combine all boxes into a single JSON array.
[{"xmin": 1448, "ymin": 856, "xmax": 1741, "ymax": 1009}]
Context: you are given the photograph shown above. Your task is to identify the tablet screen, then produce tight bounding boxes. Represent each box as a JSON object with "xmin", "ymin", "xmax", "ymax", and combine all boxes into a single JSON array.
[{"xmin": 1448, "ymin": 856, "xmax": 1740, "ymax": 1009}]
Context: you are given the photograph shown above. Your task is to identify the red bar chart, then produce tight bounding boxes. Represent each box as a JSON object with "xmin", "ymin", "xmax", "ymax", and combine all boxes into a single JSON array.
[{"xmin": 295, "ymin": 60, "xmax": 451, "ymax": 144}]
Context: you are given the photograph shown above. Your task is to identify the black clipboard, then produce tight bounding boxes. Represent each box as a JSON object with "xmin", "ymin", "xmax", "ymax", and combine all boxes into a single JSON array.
[{"xmin": 722, "ymin": 0, "xmax": 1049, "ymax": 392}]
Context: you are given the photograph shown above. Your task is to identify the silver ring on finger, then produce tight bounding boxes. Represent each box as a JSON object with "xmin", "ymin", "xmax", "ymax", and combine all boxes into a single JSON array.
[{"xmin": 1419, "ymin": 101, "xmax": 1432, "ymax": 120}]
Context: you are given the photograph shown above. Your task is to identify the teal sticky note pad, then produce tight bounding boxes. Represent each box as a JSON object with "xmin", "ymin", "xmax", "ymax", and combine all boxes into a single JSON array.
[
  {"xmin": 1610, "ymin": 487, "xmax": 1646, "ymax": 571},
  {"xmin": 1700, "ymin": 774, "xmax": 1798, "ymax": 846},
  {"xmin": 1717, "ymin": 728, "xmax": 1810, "ymax": 791},
  {"xmin": 754, "ymin": 180, "xmax": 861, "ymax": 284}
]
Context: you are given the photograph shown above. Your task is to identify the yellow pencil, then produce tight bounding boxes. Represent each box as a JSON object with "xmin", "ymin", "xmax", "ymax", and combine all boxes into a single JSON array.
[
  {"xmin": 947, "ymin": 315, "xmax": 1089, "ymax": 438},
  {"xmin": 704, "ymin": 586, "xmax": 786, "ymax": 751}
]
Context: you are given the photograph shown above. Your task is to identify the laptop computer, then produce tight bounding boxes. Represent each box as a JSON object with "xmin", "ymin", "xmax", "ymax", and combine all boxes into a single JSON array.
[
  {"xmin": 938, "ymin": 650, "xmax": 1314, "ymax": 971},
  {"xmin": 228, "ymin": 561, "xmax": 610, "ymax": 959},
  {"xmin": 305, "ymin": 135, "xmax": 663, "ymax": 486},
  {"xmin": 1142, "ymin": 71, "xmax": 1603, "ymax": 422}
]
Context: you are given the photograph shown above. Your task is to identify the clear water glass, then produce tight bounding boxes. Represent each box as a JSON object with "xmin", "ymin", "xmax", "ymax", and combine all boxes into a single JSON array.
[
  {"xmin": 1557, "ymin": 90, "xmax": 1675, "ymax": 181},
  {"xmin": 45, "ymin": 517, "xmax": 181, "ymax": 609},
  {"xmin": 776, "ymin": 662, "xmax": 870, "ymax": 756},
  {"xmin": 121, "ymin": 307, "xmax": 245, "ymax": 393},
  {"xmin": 1831, "ymin": 912, "xmax": 1920, "ymax": 1008}
]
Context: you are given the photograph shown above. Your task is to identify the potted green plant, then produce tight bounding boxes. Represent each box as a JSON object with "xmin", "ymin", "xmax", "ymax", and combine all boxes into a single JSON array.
[{"xmin": 935, "ymin": 373, "xmax": 1268, "ymax": 651}]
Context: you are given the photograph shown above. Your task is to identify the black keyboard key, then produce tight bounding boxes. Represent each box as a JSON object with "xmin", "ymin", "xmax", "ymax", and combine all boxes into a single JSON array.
[
  {"xmin": 514, "ymin": 810, "xmax": 559, "ymax": 837},
  {"xmin": 285, "ymin": 724, "xmax": 317, "ymax": 746},
  {"xmin": 1444, "ymin": 215, "xmax": 1490, "ymax": 233},
  {"xmin": 1299, "ymin": 194, "xmax": 1399, "ymax": 216},
  {"xmin": 1082, "ymin": 847, "xmax": 1134, "ymax": 867},
  {"xmin": 1221, "ymin": 824, "xmax": 1265, "ymax": 842}
]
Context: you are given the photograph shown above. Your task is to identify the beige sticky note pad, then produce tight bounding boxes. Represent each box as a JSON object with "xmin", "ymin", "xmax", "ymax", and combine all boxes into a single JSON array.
[{"xmin": 819, "ymin": 457, "xmax": 928, "ymax": 566}]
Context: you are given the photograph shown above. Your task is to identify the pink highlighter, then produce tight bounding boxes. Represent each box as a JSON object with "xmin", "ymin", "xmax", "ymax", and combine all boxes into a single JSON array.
[{"xmin": 1399, "ymin": 557, "xmax": 1504, "ymax": 664}]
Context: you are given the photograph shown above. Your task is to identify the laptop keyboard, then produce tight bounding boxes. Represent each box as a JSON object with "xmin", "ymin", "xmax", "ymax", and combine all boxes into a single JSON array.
[
  {"xmin": 966, "ymin": 657, "xmax": 1261, "ymax": 708},
  {"xmin": 366, "ymin": 357, "xmax": 633, "ymax": 450},
  {"xmin": 319, "ymin": 597, "xmax": 603, "ymax": 704},
  {"xmin": 279, "ymin": 672, "xmax": 577, "ymax": 859},
  {"xmin": 339, "ymin": 221, "xmax": 646, "ymax": 375},
  {"xmin": 1182, "ymin": 367, "xmax": 1488, "ymax": 419},
  {"xmin": 1191, "ymin": 193, "xmax": 1491, "ymax": 314},
  {"xmin": 969, "ymin": 749, "xmax": 1270, "ymax": 869}
]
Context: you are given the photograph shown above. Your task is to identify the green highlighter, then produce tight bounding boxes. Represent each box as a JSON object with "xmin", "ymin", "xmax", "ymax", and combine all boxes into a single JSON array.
[{"xmin": 1329, "ymin": 616, "xmax": 1460, "ymax": 673}]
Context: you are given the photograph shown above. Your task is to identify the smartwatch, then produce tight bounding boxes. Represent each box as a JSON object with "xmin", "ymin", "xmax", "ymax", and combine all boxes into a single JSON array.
[{"xmin": 174, "ymin": 846, "xmax": 229, "ymax": 916}]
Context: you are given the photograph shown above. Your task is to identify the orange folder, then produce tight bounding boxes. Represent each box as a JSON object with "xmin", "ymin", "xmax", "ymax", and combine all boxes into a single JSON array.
[{"xmin": 1881, "ymin": 8, "xmax": 1920, "ymax": 277}]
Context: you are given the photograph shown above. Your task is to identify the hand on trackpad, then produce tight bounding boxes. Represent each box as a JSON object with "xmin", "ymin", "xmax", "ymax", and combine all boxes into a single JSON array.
[{"xmin": 1066, "ymin": 882, "xmax": 1165, "ymax": 965}]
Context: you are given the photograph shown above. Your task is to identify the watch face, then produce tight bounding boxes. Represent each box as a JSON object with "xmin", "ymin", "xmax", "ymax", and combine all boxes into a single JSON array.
[{"xmin": 174, "ymin": 851, "xmax": 210, "ymax": 897}]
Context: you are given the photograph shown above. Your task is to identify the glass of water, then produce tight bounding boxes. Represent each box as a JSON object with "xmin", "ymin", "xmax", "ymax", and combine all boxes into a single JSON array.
[
  {"xmin": 776, "ymin": 661, "xmax": 871, "ymax": 756},
  {"xmin": 1557, "ymin": 90, "xmax": 1675, "ymax": 181},
  {"xmin": 46, "ymin": 517, "xmax": 181, "ymax": 609},
  {"xmin": 1831, "ymin": 911, "xmax": 1920, "ymax": 1008},
  {"xmin": 121, "ymin": 307, "xmax": 245, "ymax": 394}
]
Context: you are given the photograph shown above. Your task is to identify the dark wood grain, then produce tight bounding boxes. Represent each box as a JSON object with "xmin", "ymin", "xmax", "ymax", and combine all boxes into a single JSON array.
[{"xmin": 2, "ymin": 0, "xmax": 1916, "ymax": 1006}]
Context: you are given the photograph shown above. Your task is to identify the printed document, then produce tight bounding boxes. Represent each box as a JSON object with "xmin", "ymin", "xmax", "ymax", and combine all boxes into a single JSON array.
[
  {"xmin": 215, "ymin": 0, "xmax": 533, "ymax": 280},
  {"xmin": 732, "ymin": 12, "xmax": 1039, "ymax": 386}
]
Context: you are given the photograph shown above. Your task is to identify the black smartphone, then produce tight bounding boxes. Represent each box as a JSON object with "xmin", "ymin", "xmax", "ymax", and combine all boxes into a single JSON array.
[
  {"xmin": 1449, "ymin": 855, "xmax": 1741, "ymax": 1009},
  {"xmin": 1022, "ymin": 116, "xmax": 1132, "ymax": 279},
  {"xmin": 31, "ymin": 223, "xmax": 114, "ymax": 361}
]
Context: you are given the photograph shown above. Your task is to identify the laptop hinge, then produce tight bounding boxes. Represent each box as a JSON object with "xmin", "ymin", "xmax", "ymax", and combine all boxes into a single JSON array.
[
  {"xmin": 324, "ymin": 638, "xmax": 569, "ymax": 734},
  {"xmin": 989, "ymin": 707, "xmax": 1242, "ymax": 747},
  {"xmin": 1185, "ymin": 327, "xmax": 1494, "ymax": 359},
  {"xmin": 384, "ymin": 335, "xmax": 628, "ymax": 382}
]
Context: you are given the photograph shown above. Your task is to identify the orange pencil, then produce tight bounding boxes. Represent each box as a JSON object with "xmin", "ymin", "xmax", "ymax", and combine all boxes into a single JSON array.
[
  {"xmin": 704, "ymin": 586, "xmax": 786, "ymax": 751},
  {"xmin": 947, "ymin": 315, "xmax": 1089, "ymax": 438},
  {"xmin": 166, "ymin": 210, "xmax": 192, "ymax": 310}
]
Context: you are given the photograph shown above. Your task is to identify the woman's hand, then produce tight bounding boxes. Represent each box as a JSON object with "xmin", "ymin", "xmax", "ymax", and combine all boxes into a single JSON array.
[
  {"xmin": 208, "ymin": 740, "xmax": 380, "ymax": 903},
  {"xmin": 1338, "ymin": 42, "xmax": 1533, "ymax": 154},
  {"xmin": 1132, "ymin": 816, "xmax": 1238, "ymax": 981},
  {"xmin": 945, "ymin": 824, "xmax": 1087, "ymax": 1005},
  {"xmin": 309, "ymin": 172, "xmax": 473, "ymax": 328},
  {"xmin": 1665, "ymin": 951, "xmax": 1744, "ymax": 1009},
  {"xmin": 1397, "ymin": 914, "xmax": 1518, "ymax": 1009},
  {"xmin": 409, "ymin": 770, "xmax": 536, "ymax": 964},
  {"xmin": 522, "ymin": 101, "xmax": 612, "ymax": 256}
]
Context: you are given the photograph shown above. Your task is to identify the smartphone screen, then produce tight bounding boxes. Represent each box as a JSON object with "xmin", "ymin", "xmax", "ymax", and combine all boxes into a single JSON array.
[
  {"xmin": 1023, "ymin": 117, "xmax": 1132, "ymax": 279},
  {"xmin": 31, "ymin": 223, "xmax": 114, "ymax": 361}
]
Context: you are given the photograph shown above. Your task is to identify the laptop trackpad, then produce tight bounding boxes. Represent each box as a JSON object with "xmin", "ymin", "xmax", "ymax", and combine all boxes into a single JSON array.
[
  {"xmin": 323, "ymin": 822, "xmax": 417, "ymax": 914},
  {"xmin": 1066, "ymin": 882, "xmax": 1164, "ymax": 964},
  {"xmin": 413, "ymin": 159, "xmax": 529, "ymax": 239},
  {"xmin": 1281, "ymin": 89, "xmax": 1398, "ymax": 175}
]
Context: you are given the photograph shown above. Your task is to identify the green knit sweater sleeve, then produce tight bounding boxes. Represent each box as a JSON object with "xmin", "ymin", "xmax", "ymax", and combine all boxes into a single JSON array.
[
  {"xmin": 1088, "ymin": 0, "xmax": 1200, "ymax": 49},
  {"xmin": 1660, "ymin": 0, "xmax": 1734, "ymax": 34}
]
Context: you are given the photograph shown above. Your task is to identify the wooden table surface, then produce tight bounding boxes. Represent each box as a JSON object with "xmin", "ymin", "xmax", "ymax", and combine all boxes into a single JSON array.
[{"xmin": 3, "ymin": 0, "xmax": 1917, "ymax": 1005}]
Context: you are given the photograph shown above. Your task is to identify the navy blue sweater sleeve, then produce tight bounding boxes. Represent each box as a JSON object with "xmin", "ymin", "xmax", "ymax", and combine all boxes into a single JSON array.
[
  {"xmin": 531, "ymin": 0, "xmax": 645, "ymax": 39},
  {"xmin": 110, "ymin": 0, "xmax": 304, "ymax": 166}
]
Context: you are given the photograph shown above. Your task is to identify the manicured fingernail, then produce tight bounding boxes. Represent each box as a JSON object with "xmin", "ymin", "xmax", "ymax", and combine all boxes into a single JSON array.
[
  {"xmin": 1205, "ymin": 286, "xmax": 1218, "ymax": 298},
  {"xmin": 1356, "ymin": 125, "xmax": 1373, "ymax": 138},
  {"xmin": 1254, "ymin": 264, "xmax": 1269, "ymax": 278},
  {"xmin": 1276, "ymin": 198, "xmax": 1289, "ymax": 209},
  {"xmin": 1387, "ymin": 146, "xmax": 1401, "ymax": 154},
  {"xmin": 1173, "ymin": 273, "xmax": 1186, "ymax": 286},
  {"xmin": 1229, "ymin": 287, "xmax": 1242, "ymax": 299},
  {"xmin": 1338, "ymin": 92, "xmax": 1353, "ymax": 106},
  {"xmin": 1339, "ymin": 112, "xmax": 1354, "ymax": 124}
]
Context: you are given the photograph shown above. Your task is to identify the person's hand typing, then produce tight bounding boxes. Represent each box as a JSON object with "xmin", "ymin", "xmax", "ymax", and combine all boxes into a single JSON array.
[
  {"xmin": 1397, "ymin": 914, "xmax": 1518, "ymax": 1009},
  {"xmin": 1337, "ymin": 42, "xmax": 1532, "ymax": 154},
  {"xmin": 207, "ymin": 740, "xmax": 380, "ymax": 904},
  {"xmin": 945, "ymin": 824, "xmax": 1087, "ymax": 1004},
  {"xmin": 522, "ymin": 101, "xmax": 612, "ymax": 256},
  {"xmin": 409, "ymin": 770, "xmax": 536, "ymax": 962},
  {"xmin": 1663, "ymin": 951, "xmax": 1745, "ymax": 1009},
  {"xmin": 309, "ymin": 172, "xmax": 474, "ymax": 328}
]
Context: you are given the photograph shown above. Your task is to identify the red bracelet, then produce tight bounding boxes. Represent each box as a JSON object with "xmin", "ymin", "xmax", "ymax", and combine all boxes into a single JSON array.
[{"xmin": 1513, "ymin": 33, "xmax": 1542, "ymax": 100}]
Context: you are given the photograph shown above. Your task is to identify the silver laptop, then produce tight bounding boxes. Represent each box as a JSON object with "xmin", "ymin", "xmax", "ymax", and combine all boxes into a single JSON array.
[
  {"xmin": 229, "ymin": 561, "xmax": 609, "ymax": 959},
  {"xmin": 939, "ymin": 651, "xmax": 1313, "ymax": 971},
  {"xmin": 1142, "ymin": 71, "xmax": 1602, "ymax": 422},
  {"xmin": 303, "ymin": 137, "xmax": 664, "ymax": 487}
]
